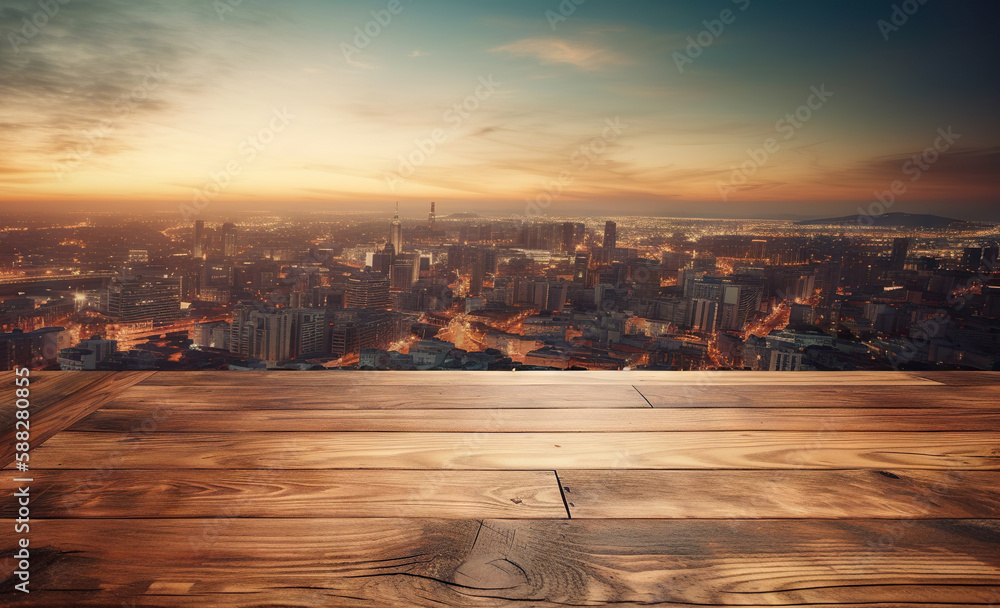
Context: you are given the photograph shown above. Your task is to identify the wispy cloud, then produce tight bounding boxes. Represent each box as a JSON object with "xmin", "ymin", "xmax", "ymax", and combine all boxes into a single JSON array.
[{"xmin": 490, "ymin": 37, "xmax": 628, "ymax": 70}]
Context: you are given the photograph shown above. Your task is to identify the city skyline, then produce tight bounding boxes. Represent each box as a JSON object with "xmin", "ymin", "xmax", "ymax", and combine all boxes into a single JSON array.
[{"xmin": 1, "ymin": 0, "xmax": 998, "ymax": 219}]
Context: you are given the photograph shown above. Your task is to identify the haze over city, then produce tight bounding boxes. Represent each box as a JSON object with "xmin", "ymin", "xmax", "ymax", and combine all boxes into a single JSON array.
[{"xmin": 1, "ymin": 0, "xmax": 998, "ymax": 219}]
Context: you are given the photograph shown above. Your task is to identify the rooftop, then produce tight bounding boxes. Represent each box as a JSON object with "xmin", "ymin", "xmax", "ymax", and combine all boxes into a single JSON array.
[{"xmin": 2, "ymin": 370, "xmax": 999, "ymax": 606}]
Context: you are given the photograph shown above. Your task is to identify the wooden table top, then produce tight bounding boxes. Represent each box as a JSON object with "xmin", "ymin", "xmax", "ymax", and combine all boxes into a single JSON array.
[{"xmin": 2, "ymin": 370, "xmax": 998, "ymax": 607}]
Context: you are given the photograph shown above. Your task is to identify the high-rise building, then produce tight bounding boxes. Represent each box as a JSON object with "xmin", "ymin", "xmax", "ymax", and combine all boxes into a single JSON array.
[
  {"xmin": 687, "ymin": 277, "xmax": 724, "ymax": 331},
  {"xmin": 390, "ymin": 263, "xmax": 416, "ymax": 292},
  {"xmin": 372, "ymin": 243, "xmax": 395, "ymax": 275},
  {"xmin": 574, "ymin": 252, "xmax": 591, "ymax": 285},
  {"xmin": 229, "ymin": 305, "xmax": 294, "ymax": 364},
  {"xmin": 890, "ymin": 237, "xmax": 910, "ymax": 272},
  {"xmin": 389, "ymin": 203, "xmax": 403, "ymax": 254},
  {"xmin": 107, "ymin": 275, "xmax": 181, "ymax": 324},
  {"xmin": 389, "ymin": 253, "xmax": 419, "ymax": 293},
  {"xmin": 962, "ymin": 247, "xmax": 984, "ymax": 272},
  {"xmin": 221, "ymin": 223, "xmax": 238, "ymax": 258},
  {"xmin": 291, "ymin": 309, "xmax": 326, "ymax": 358},
  {"xmin": 345, "ymin": 272, "xmax": 391, "ymax": 310},
  {"xmin": 603, "ymin": 221, "xmax": 617, "ymax": 261},
  {"xmin": 719, "ymin": 283, "xmax": 763, "ymax": 332},
  {"xmin": 750, "ymin": 239, "xmax": 768, "ymax": 261},
  {"xmin": 469, "ymin": 250, "xmax": 485, "ymax": 297},
  {"xmin": 192, "ymin": 220, "xmax": 204, "ymax": 258},
  {"xmin": 428, "ymin": 202, "xmax": 436, "ymax": 229}
]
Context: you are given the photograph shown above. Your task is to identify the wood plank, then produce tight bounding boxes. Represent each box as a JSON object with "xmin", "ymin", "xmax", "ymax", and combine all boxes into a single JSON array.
[
  {"xmin": 1, "ymin": 518, "xmax": 998, "ymax": 606},
  {"xmin": 12, "ymin": 431, "xmax": 1000, "ymax": 470},
  {"xmin": 0, "ymin": 470, "xmax": 565, "ymax": 519},
  {"xmin": 636, "ymin": 384, "xmax": 1000, "ymax": 408},
  {"xmin": 914, "ymin": 371, "xmax": 1000, "ymax": 386},
  {"xmin": 1, "ymin": 594, "xmax": 989, "ymax": 608},
  {"xmin": 0, "ymin": 371, "xmax": 153, "ymax": 467},
  {"xmin": 132, "ymin": 370, "xmax": 944, "ymax": 386},
  {"xmin": 68, "ymin": 406, "xmax": 1000, "ymax": 432},
  {"xmin": 102, "ymin": 383, "xmax": 651, "ymax": 409},
  {"xmin": 558, "ymin": 470, "xmax": 1000, "ymax": 519}
]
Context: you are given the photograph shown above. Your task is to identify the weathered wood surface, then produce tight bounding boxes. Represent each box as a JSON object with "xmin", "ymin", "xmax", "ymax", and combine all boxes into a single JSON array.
[
  {"xmin": 0, "ymin": 371, "xmax": 153, "ymax": 467},
  {"xmin": 131, "ymin": 370, "xmax": 945, "ymax": 386},
  {"xmin": 0, "ymin": 470, "xmax": 566, "ymax": 519},
  {"xmin": 67, "ymin": 406, "xmax": 1000, "ymax": 432},
  {"xmin": 557, "ymin": 469, "xmax": 1000, "ymax": 518},
  {"xmin": 14, "ymin": 430, "xmax": 999, "ymax": 470},
  {"xmin": 635, "ymin": 384, "xmax": 1000, "ymax": 408},
  {"xmin": 0, "ymin": 371, "xmax": 997, "ymax": 607},
  {"xmin": 2, "ymin": 519, "xmax": 998, "ymax": 606},
  {"xmin": 103, "ymin": 383, "xmax": 652, "ymax": 409}
]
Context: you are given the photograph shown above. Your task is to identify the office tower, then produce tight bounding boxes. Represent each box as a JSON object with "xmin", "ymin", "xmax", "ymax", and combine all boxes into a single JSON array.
[
  {"xmin": 291, "ymin": 309, "xmax": 326, "ymax": 358},
  {"xmin": 562, "ymin": 222, "xmax": 576, "ymax": 252},
  {"xmin": 345, "ymin": 272, "xmax": 391, "ymax": 310},
  {"xmin": 719, "ymin": 283, "xmax": 763, "ymax": 332},
  {"xmin": 890, "ymin": 237, "xmax": 910, "ymax": 272},
  {"xmin": 390, "ymin": 261, "xmax": 416, "ymax": 292},
  {"xmin": 229, "ymin": 305, "xmax": 294, "ymax": 364},
  {"xmin": 574, "ymin": 252, "xmax": 591, "ymax": 284},
  {"xmin": 962, "ymin": 247, "xmax": 983, "ymax": 272},
  {"xmin": 372, "ymin": 243, "xmax": 395, "ymax": 275},
  {"xmin": 481, "ymin": 248, "xmax": 498, "ymax": 274},
  {"xmin": 750, "ymin": 239, "xmax": 767, "ymax": 261},
  {"xmin": 603, "ymin": 221, "xmax": 617, "ymax": 261},
  {"xmin": 390, "ymin": 203, "xmax": 403, "ymax": 254},
  {"xmin": 192, "ymin": 220, "xmax": 204, "ymax": 258},
  {"xmin": 469, "ymin": 250, "xmax": 485, "ymax": 297},
  {"xmin": 394, "ymin": 253, "xmax": 420, "ymax": 282},
  {"xmin": 428, "ymin": 202, "xmax": 436, "ymax": 229},
  {"xmin": 479, "ymin": 223, "xmax": 494, "ymax": 242},
  {"xmin": 221, "ymin": 223, "xmax": 238, "ymax": 258},
  {"xmin": 818, "ymin": 260, "xmax": 842, "ymax": 307},
  {"xmin": 201, "ymin": 258, "xmax": 232, "ymax": 290},
  {"xmin": 687, "ymin": 277, "xmax": 723, "ymax": 331},
  {"xmin": 107, "ymin": 275, "xmax": 181, "ymax": 324},
  {"xmin": 446, "ymin": 245, "xmax": 464, "ymax": 271}
]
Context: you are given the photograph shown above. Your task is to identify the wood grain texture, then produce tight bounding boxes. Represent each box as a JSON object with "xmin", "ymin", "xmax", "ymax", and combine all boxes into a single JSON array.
[
  {"xmin": 558, "ymin": 469, "xmax": 1000, "ymax": 519},
  {"xmin": 1, "ymin": 371, "xmax": 997, "ymax": 608},
  {"xmin": 13, "ymin": 431, "xmax": 1000, "ymax": 470},
  {"xmin": 103, "ymin": 383, "xmax": 651, "ymax": 409},
  {"xmin": 132, "ymin": 370, "xmax": 943, "ymax": 386},
  {"xmin": 635, "ymin": 384, "xmax": 1000, "ymax": 408},
  {"xmin": 0, "ymin": 371, "xmax": 153, "ymax": 467},
  {"xmin": 67, "ymin": 406, "xmax": 1000, "ymax": 432},
  {"xmin": 1, "ymin": 518, "xmax": 998, "ymax": 606},
  {"xmin": 0, "ymin": 470, "xmax": 565, "ymax": 519}
]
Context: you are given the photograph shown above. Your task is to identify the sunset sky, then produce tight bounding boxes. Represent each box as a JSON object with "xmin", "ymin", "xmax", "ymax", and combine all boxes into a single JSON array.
[{"xmin": 1, "ymin": 0, "xmax": 997, "ymax": 219}]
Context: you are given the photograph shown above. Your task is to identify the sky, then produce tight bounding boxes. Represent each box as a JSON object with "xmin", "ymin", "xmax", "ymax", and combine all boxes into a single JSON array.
[{"xmin": 0, "ymin": 0, "xmax": 998, "ymax": 220}]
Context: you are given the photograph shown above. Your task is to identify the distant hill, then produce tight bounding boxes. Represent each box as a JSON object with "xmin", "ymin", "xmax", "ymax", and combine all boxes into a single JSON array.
[
  {"xmin": 444, "ymin": 212, "xmax": 480, "ymax": 219},
  {"xmin": 796, "ymin": 212, "xmax": 990, "ymax": 229}
]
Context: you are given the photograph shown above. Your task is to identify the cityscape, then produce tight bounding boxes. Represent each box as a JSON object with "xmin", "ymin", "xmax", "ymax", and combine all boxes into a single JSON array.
[{"xmin": 2, "ymin": 208, "xmax": 998, "ymax": 372}]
